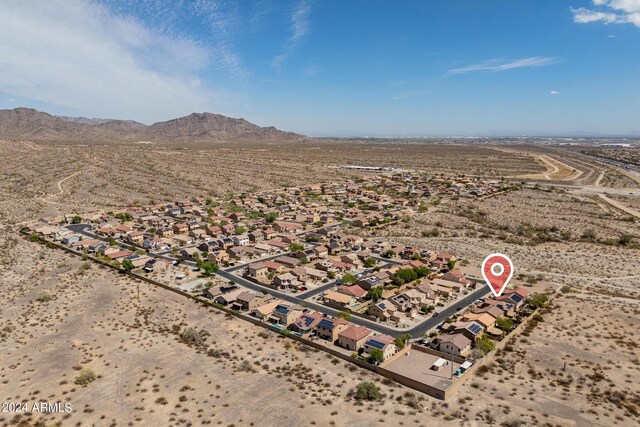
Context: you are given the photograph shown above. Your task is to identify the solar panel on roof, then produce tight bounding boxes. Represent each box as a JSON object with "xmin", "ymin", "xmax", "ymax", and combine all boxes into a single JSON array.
[
  {"xmin": 275, "ymin": 305, "xmax": 289, "ymax": 314},
  {"xmin": 304, "ymin": 316, "xmax": 314, "ymax": 326},
  {"xmin": 366, "ymin": 339, "xmax": 385, "ymax": 349},
  {"xmin": 318, "ymin": 319, "xmax": 334, "ymax": 329},
  {"xmin": 511, "ymin": 294, "xmax": 524, "ymax": 302},
  {"xmin": 468, "ymin": 324, "xmax": 482, "ymax": 334}
]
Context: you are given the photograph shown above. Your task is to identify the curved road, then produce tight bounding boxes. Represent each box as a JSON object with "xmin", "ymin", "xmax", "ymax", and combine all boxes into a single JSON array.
[{"xmin": 66, "ymin": 223, "xmax": 489, "ymax": 337}]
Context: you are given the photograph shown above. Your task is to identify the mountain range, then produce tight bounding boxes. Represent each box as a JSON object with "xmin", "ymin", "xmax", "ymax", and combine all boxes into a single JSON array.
[{"xmin": 0, "ymin": 108, "xmax": 305, "ymax": 143}]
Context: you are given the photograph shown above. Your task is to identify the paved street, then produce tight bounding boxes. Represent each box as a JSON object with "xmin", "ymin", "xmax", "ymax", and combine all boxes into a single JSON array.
[{"xmin": 65, "ymin": 223, "xmax": 490, "ymax": 338}]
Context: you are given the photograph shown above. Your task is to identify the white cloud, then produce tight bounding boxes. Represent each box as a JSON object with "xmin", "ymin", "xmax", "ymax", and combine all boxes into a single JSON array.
[
  {"xmin": 446, "ymin": 57, "xmax": 559, "ymax": 76},
  {"xmin": 572, "ymin": 1, "xmax": 640, "ymax": 27},
  {"xmin": 550, "ymin": 90, "xmax": 561, "ymax": 95},
  {"xmin": 272, "ymin": 0, "xmax": 313, "ymax": 71},
  {"xmin": 0, "ymin": 0, "xmax": 233, "ymax": 122}
]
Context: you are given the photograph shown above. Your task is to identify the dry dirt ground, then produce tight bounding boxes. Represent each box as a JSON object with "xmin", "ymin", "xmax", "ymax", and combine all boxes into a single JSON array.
[
  {"xmin": 0, "ymin": 139, "xmax": 638, "ymax": 426},
  {"xmin": 513, "ymin": 155, "xmax": 582, "ymax": 181}
]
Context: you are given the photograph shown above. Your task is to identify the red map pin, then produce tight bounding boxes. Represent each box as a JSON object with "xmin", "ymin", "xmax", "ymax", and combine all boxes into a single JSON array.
[{"xmin": 482, "ymin": 253, "xmax": 514, "ymax": 297}]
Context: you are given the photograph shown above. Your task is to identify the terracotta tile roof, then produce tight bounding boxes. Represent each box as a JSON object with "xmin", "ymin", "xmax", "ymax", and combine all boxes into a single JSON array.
[{"xmin": 339, "ymin": 325, "xmax": 372, "ymax": 341}]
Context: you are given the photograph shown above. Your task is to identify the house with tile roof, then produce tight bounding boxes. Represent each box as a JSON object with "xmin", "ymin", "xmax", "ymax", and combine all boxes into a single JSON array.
[
  {"xmin": 316, "ymin": 318, "xmax": 349, "ymax": 343},
  {"xmin": 337, "ymin": 325, "xmax": 372, "ymax": 351},
  {"xmin": 363, "ymin": 334, "xmax": 398, "ymax": 362}
]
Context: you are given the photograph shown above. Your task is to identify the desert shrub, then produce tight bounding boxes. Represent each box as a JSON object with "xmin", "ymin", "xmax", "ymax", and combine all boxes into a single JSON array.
[
  {"xmin": 36, "ymin": 292, "xmax": 54, "ymax": 302},
  {"xmin": 501, "ymin": 419, "xmax": 526, "ymax": 427},
  {"xmin": 618, "ymin": 233, "xmax": 633, "ymax": 246},
  {"xmin": 581, "ymin": 229, "xmax": 596, "ymax": 241},
  {"xmin": 403, "ymin": 392, "xmax": 424, "ymax": 410},
  {"xmin": 180, "ymin": 327, "xmax": 203, "ymax": 346},
  {"xmin": 238, "ymin": 360, "xmax": 255, "ymax": 372},
  {"xmin": 354, "ymin": 381, "xmax": 381, "ymax": 401},
  {"xmin": 207, "ymin": 348, "xmax": 230, "ymax": 358},
  {"xmin": 421, "ymin": 228, "xmax": 440, "ymax": 238},
  {"xmin": 74, "ymin": 368, "xmax": 97, "ymax": 386}
]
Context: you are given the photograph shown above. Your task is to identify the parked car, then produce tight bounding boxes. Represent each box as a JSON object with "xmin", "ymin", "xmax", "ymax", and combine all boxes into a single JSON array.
[{"xmin": 431, "ymin": 312, "xmax": 439, "ymax": 318}]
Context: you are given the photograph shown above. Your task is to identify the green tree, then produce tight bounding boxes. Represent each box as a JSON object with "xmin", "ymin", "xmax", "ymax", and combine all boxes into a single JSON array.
[
  {"xmin": 475, "ymin": 334, "xmax": 495, "ymax": 355},
  {"xmin": 121, "ymin": 259, "xmax": 134, "ymax": 271},
  {"xmin": 354, "ymin": 381, "xmax": 381, "ymax": 401},
  {"xmin": 337, "ymin": 311, "xmax": 352, "ymax": 321},
  {"xmin": 363, "ymin": 257, "xmax": 377, "ymax": 268},
  {"xmin": 413, "ymin": 266, "xmax": 430, "ymax": 278},
  {"xmin": 289, "ymin": 243, "xmax": 305, "ymax": 252},
  {"xmin": 366, "ymin": 286, "xmax": 383, "ymax": 302},
  {"xmin": 234, "ymin": 226, "xmax": 247, "ymax": 235},
  {"xmin": 395, "ymin": 268, "xmax": 418, "ymax": 284},
  {"xmin": 71, "ymin": 215, "xmax": 82, "ymax": 224},
  {"xmin": 527, "ymin": 293, "xmax": 549, "ymax": 309},
  {"xmin": 265, "ymin": 212, "xmax": 278, "ymax": 223},
  {"xmin": 327, "ymin": 271, "xmax": 336, "ymax": 280},
  {"xmin": 495, "ymin": 317, "xmax": 514, "ymax": 332},
  {"xmin": 447, "ymin": 260, "xmax": 456, "ymax": 270},
  {"xmin": 369, "ymin": 349, "xmax": 384, "ymax": 364},
  {"xmin": 197, "ymin": 260, "xmax": 219, "ymax": 276},
  {"xmin": 394, "ymin": 334, "xmax": 412, "ymax": 349},
  {"xmin": 28, "ymin": 233, "xmax": 41, "ymax": 242},
  {"xmin": 341, "ymin": 273, "xmax": 357, "ymax": 285}
]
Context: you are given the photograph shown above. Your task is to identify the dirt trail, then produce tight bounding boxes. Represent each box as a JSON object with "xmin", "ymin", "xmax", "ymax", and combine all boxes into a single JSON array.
[
  {"xmin": 41, "ymin": 171, "xmax": 81, "ymax": 204},
  {"xmin": 594, "ymin": 171, "xmax": 604, "ymax": 187},
  {"xmin": 526, "ymin": 269, "xmax": 640, "ymax": 281},
  {"xmin": 22, "ymin": 141, "xmax": 42, "ymax": 151},
  {"xmin": 597, "ymin": 194, "xmax": 640, "ymax": 219},
  {"xmin": 517, "ymin": 155, "xmax": 583, "ymax": 181},
  {"xmin": 619, "ymin": 168, "xmax": 640, "ymax": 185}
]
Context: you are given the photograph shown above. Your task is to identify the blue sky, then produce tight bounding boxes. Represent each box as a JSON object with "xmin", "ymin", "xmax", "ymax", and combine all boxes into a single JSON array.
[{"xmin": 0, "ymin": 0, "xmax": 638, "ymax": 136}]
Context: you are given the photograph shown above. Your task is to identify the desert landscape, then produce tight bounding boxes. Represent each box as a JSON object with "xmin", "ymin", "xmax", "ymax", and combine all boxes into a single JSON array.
[
  {"xmin": 2, "ymin": 1, "xmax": 639, "ymax": 425},
  {"xmin": 1, "ymin": 117, "xmax": 639, "ymax": 426}
]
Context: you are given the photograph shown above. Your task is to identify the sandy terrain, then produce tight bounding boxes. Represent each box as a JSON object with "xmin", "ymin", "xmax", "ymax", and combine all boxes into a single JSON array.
[
  {"xmin": 516, "ymin": 155, "xmax": 583, "ymax": 181},
  {"xmin": 0, "ymin": 139, "xmax": 638, "ymax": 426}
]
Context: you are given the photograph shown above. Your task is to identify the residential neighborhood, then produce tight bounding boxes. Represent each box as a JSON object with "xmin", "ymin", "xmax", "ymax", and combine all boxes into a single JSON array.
[{"xmin": 24, "ymin": 173, "xmax": 535, "ymax": 400}]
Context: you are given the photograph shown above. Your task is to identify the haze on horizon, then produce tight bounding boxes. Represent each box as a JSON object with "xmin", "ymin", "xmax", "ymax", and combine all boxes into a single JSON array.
[{"xmin": 0, "ymin": 0, "xmax": 638, "ymax": 137}]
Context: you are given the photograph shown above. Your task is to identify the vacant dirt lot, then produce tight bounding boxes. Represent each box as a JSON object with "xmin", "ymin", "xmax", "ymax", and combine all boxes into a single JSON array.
[{"xmin": 1, "ymin": 139, "xmax": 638, "ymax": 426}]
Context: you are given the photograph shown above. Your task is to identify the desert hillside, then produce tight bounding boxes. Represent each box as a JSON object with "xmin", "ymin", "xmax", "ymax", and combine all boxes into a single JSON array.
[{"xmin": 0, "ymin": 108, "xmax": 304, "ymax": 143}]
